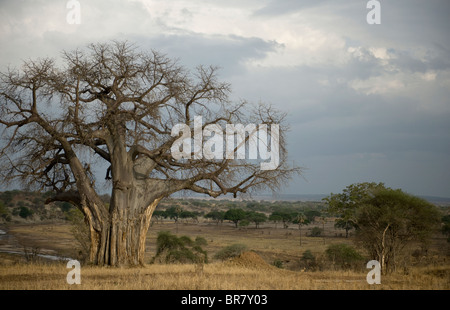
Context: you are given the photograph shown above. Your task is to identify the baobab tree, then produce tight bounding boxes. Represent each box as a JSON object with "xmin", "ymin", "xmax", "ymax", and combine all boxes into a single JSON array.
[{"xmin": 0, "ymin": 41, "xmax": 300, "ymax": 266}]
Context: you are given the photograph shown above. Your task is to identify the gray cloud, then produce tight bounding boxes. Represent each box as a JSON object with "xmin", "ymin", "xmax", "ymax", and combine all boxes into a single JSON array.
[
  {"xmin": 0, "ymin": 0, "xmax": 449, "ymax": 197},
  {"xmin": 132, "ymin": 33, "xmax": 281, "ymax": 77},
  {"xmin": 253, "ymin": 0, "xmax": 330, "ymax": 16}
]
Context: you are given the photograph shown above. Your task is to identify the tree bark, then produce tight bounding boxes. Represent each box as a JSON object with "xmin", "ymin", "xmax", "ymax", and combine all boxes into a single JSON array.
[
  {"xmin": 380, "ymin": 224, "xmax": 390, "ymax": 275},
  {"xmin": 89, "ymin": 195, "xmax": 162, "ymax": 266}
]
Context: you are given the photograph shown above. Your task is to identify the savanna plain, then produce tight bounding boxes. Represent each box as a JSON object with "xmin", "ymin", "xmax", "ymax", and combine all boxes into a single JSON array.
[{"xmin": 0, "ymin": 196, "xmax": 449, "ymax": 290}]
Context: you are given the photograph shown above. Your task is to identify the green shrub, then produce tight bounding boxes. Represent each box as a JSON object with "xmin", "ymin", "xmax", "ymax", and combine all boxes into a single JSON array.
[
  {"xmin": 325, "ymin": 243, "xmax": 364, "ymax": 270},
  {"xmin": 238, "ymin": 219, "xmax": 250, "ymax": 227},
  {"xmin": 309, "ymin": 226, "xmax": 322, "ymax": 237},
  {"xmin": 195, "ymin": 236, "xmax": 208, "ymax": 246},
  {"xmin": 301, "ymin": 249, "xmax": 316, "ymax": 262},
  {"xmin": 299, "ymin": 250, "xmax": 318, "ymax": 270},
  {"xmin": 66, "ymin": 208, "xmax": 91, "ymax": 262},
  {"xmin": 213, "ymin": 243, "xmax": 247, "ymax": 261},
  {"xmin": 58, "ymin": 202, "xmax": 73, "ymax": 213},
  {"xmin": 152, "ymin": 231, "xmax": 208, "ymax": 264},
  {"xmin": 272, "ymin": 259, "xmax": 283, "ymax": 268},
  {"xmin": 18, "ymin": 206, "xmax": 33, "ymax": 219}
]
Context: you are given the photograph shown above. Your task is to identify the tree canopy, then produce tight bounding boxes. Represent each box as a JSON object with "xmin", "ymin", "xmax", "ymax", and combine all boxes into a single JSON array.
[
  {"xmin": 355, "ymin": 187, "xmax": 441, "ymax": 273},
  {"xmin": 324, "ymin": 182, "xmax": 442, "ymax": 273},
  {"xmin": 324, "ymin": 182, "xmax": 386, "ymax": 237}
]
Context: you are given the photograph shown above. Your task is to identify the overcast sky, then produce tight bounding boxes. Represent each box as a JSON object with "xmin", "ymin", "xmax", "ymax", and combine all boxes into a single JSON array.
[{"xmin": 1, "ymin": 0, "xmax": 449, "ymax": 197}]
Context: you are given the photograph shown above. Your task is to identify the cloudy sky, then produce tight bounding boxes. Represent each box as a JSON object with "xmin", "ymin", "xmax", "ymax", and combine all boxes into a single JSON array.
[{"xmin": 1, "ymin": 0, "xmax": 449, "ymax": 197}]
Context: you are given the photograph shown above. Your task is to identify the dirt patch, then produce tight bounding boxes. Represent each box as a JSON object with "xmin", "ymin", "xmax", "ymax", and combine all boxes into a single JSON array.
[{"xmin": 227, "ymin": 251, "xmax": 275, "ymax": 270}]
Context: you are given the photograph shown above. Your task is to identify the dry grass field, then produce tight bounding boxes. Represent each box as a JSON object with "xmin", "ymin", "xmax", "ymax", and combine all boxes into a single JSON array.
[
  {"xmin": 0, "ymin": 255, "xmax": 449, "ymax": 290},
  {"xmin": 1, "ymin": 219, "xmax": 449, "ymax": 290}
]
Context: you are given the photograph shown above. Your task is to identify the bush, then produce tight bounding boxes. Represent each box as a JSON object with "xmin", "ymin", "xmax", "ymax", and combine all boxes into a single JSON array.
[
  {"xmin": 325, "ymin": 243, "xmax": 364, "ymax": 270},
  {"xmin": 309, "ymin": 226, "xmax": 322, "ymax": 237},
  {"xmin": 152, "ymin": 231, "xmax": 208, "ymax": 264},
  {"xmin": 66, "ymin": 208, "xmax": 90, "ymax": 262},
  {"xmin": 18, "ymin": 206, "xmax": 33, "ymax": 219},
  {"xmin": 272, "ymin": 259, "xmax": 283, "ymax": 268},
  {"xmin": 57, "ymin": 202, "xmax": 73, "ymax": 213},
  {"xmin": 224, "ymin": 208, "xmax": 247, "ymax": 228},
  {"xmin": 301, "ymin": 250, "xmax": 315, "ymax": 262},
  {"xmin": 299, "ymin": 250, "xmax": 318, "ymax": 270},
  {"xmin": 214, "ymin": 244, "xmax": 248, "ymax": 261},
  {"xmin": 238, "ymin": 219, "xmax": 250, "ymax": 228},
  {"xmin": 194, "ymin": 236, "xmax": 208, "ymax": 246}
]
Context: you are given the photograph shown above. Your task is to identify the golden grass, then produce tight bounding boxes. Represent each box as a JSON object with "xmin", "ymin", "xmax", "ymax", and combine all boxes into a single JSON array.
[
  {"xmin": 1, "ymin": 259, "xmax": 448, "ymax": 290},
  {"xmin": 1, "ymin": 221, "xmax": 449, "ymax": 290}
]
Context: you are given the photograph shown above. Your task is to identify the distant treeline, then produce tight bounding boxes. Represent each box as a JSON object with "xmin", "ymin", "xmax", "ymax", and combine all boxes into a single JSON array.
[
  {"xmin": 0, "ymin": 189, "xmax": 326, "ymax": 224},
  {"xmin": 154, "ymin": 199, "xmax": 328, "ymax": 229}
]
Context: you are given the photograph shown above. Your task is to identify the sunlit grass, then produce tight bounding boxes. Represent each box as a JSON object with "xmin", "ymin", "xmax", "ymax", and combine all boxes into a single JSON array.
[
  {"xmin": 1, "ymin": 221, "xmax": 449, "ymax": 290},
  {"xmin": 0, "ymin": 261, "xmax": 448, "ymax": 290}
]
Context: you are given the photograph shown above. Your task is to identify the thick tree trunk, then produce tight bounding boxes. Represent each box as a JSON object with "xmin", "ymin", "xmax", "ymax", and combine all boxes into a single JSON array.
[
  {"xmin": 89, "ymin": 196, "xmax": 161, "ymax": 266},
  {"xmin": 85, "ymin": 119, "xmax": 171, "ymax": 266}
]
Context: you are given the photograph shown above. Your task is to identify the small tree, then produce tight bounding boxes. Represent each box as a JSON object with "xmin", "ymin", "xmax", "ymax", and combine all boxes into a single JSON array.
[
  {"xmin": 268, "ymin": 213, "xmax": 283, "ymax": 229},
  {"xmin": 238, "ymin": 219, "xmax": 250, "ymax": 228},
  {"xmin": 356, "ymin": 188, "xmax": 441, "ymax": 274},
  {"xmin": 334, "ymin": 218, "xmax": 357, "ymax": 238},
  {"xmin": 305, "ymin": 210, "xmax": 321, "ymax": 223},
  {"xmin": 152, "ymin": 210, "xmax": 166, "ymax": 224},
  {"xmin": 292, "ymin": 212, "xmax": 309, "ymax": 246},
  {"xmin": 180, "ymin": 210, "xmax": 196, "ymax": 223},
  {"xmin": 224, "ymin": 208, "xmax": 247, "ymax": 228},
  {"xmin": 165, "ymin": 206, "xmax": 183, "ymax": 223},
  {"xmin": 246, "ymin": 211, "xmax": 267, "ymax": 229},
  {"xmin": 205, "ymin": 210, "xmax": 225, "ymax": 225},
  {"xmin": 270, "ymin": 210, "xmax": 295, "ymax": 229}
]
